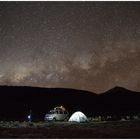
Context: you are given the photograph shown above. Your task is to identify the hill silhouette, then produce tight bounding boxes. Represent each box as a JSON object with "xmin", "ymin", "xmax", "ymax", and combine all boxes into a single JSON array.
[
  {"xmin": 0, "ymin": 86, "xmax": 97, "ymax": 120},
  {"xmin": 0, "ymin": 86, "xmax": 140, "ymax": 121},
  {"xmin": 99, "ymin": 86, "xmax": 140, "ymax": 115}
]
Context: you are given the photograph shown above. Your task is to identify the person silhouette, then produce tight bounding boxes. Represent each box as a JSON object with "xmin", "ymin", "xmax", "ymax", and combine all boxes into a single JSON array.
[{"xmin": 27, "ymin": 110, "xmax": 32, "ymax": 123}]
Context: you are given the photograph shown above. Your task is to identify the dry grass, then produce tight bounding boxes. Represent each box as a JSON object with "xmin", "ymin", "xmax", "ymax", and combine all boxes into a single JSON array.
[{"xmin": 0, "ymin": 120, "xmax": 140, "ymax": 138}]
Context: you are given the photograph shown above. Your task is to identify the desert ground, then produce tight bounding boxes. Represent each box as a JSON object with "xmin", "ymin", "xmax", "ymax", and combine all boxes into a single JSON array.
[{"xmin": 0, "ymin": 120, "xmax": 140, "ymax": 138}]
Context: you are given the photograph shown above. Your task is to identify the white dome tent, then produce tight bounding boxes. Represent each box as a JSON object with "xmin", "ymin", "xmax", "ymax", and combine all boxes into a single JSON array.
[{"xmin": 69, "ymin": 111, "xmax": 88, "ymax": 122}]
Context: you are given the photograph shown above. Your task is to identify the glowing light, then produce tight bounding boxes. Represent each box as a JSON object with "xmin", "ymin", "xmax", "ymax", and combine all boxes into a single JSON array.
[{"xmin": 69, "ymin": 111, "xmax": 88, "ymax": 122}]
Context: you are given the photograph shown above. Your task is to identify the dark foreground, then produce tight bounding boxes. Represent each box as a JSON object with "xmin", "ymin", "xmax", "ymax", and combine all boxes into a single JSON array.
[{"xmin": 0, "ymin": 120, "xmax": 140, "ymax": 138}]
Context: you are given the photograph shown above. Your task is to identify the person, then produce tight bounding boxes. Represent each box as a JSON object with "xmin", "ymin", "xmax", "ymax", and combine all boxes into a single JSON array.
[{"xmin": 27, "ymin": 110, "xmax": 32, "ymax": 123}]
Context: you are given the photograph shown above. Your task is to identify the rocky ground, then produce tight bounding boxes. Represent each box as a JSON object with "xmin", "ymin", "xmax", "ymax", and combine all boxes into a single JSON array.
[{"xmin": 0, "ymin": 120, "xmax": 140, "ymax": 138}]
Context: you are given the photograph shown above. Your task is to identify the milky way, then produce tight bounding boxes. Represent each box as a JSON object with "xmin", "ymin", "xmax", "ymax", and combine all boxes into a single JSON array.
[{"xmin": 0, "ymin": 2, "xmax": 140, "ymax": 93}]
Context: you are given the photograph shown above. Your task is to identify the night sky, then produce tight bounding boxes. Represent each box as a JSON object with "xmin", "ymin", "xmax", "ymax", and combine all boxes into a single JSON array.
[{"xmin": 0, "ymin": 2, "xmax": 140, "ymax": 93}]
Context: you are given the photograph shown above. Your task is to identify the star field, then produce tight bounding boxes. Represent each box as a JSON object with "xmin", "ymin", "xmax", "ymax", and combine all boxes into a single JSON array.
[{"xmin": 0, "ymin": 2, "xmax": 140, "ymax": 93}]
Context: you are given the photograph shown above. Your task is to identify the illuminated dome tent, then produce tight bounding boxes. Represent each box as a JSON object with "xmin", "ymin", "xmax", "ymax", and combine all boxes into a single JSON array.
[{"xmin": 69, "ymin": 111, "xmax": 88, "ymax": 122}]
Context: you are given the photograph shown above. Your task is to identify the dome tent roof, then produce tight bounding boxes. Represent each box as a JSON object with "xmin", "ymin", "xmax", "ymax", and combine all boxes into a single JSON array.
[{"xmin": 69, "ymin": 111, "xmax": 88, "ymax": 122}]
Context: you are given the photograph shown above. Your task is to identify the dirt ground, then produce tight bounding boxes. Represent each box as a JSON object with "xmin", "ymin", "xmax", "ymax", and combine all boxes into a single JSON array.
[{"xmin": 0, "ymin": 120, "xmax": 140, "ymax": 138}]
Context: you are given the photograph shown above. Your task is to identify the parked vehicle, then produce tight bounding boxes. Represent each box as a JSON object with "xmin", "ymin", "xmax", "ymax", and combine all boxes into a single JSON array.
[{"xmin": 44, "ymin": 106, "xmax": 69, "ymax": 122}]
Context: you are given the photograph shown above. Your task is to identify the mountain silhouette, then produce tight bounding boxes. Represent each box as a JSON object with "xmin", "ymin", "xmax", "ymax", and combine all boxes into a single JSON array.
[
  {"xmin": 0, "ymin": 86, "xmax": 97, "ymax": 120},
  {"xmin": 0, "ymin": 86, "xmax": 140, "ymax": 121},
  {"xmin": 99, "ymin": 86, "xmax": 140, "ymax": 115}
]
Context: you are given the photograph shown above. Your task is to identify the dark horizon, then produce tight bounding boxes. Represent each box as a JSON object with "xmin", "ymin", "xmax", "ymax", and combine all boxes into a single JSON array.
[
  {"xmin": 0, "ymin": 84, "xmax": 140, "ymax": 94},
  {"xmin": 0, "ymin": 85, "xmax": 140, "ymax": 121}
]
